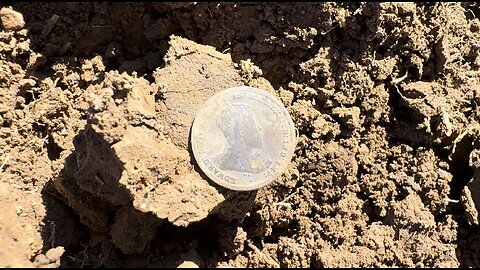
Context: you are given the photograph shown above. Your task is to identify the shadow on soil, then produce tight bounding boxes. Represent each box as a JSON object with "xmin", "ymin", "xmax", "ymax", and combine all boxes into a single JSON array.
[{"xmin": 38, "ymin": 123, "xmax": 257, "ymax": 267}]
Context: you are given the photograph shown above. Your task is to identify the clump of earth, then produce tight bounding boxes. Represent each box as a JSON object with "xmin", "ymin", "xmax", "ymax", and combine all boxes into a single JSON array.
[{"xmin": 1, "ymin": 2, "xmax": 480, "ymax": 268}]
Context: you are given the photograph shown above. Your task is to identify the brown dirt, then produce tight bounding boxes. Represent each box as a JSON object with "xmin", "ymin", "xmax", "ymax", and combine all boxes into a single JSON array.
[{"xmin": 1, "ymin": 2, "xmax": 480, "ymax": 268}]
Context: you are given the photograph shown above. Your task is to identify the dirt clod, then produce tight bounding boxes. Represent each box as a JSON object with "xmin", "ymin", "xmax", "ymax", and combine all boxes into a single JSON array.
[{"xmin": 0, "ymin": 7, "xmax": 24, "ymax": 31}]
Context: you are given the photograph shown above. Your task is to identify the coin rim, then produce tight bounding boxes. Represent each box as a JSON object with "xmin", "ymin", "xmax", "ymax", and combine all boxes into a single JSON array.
[{"xmin": 191, "ymin": 86, "xmax": 296, "ymax": 191}]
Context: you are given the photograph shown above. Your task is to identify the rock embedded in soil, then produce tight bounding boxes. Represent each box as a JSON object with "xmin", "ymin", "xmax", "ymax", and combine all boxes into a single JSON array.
[{"xmin": 53, "ymin": 35, "xmax": 267, "ymax": 254}]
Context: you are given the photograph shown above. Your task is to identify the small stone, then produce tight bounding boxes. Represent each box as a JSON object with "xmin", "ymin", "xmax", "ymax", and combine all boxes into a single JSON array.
[{"xmin": 0, "ymin": 7, "xmax": 25, "ymax": 31}]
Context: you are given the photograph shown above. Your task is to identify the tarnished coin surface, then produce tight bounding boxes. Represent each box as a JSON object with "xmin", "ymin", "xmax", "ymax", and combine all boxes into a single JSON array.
[{"xmin": 191, "ymin": 86, "xmax": 297, "ymax": 191}]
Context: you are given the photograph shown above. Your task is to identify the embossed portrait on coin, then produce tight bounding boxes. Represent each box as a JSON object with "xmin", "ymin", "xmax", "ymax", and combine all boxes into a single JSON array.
[{"xmin": 216, "ymin": 105, "xmax": 267, "ymax": 173}]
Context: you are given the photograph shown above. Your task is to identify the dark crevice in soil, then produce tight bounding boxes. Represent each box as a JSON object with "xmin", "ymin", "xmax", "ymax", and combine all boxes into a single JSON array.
[
  {"xmin": 394, "ymin": 187, "xmax": 410, "ymax": 202},
  {"xmin": 32, "ymin": 122, "xmax": 48, "ymax": 138},
  {"xmin": 448, "ymin": 134, "xmax": 474, "ymax": 200},
  {"xmin": 40, "ymin": 181, "xmax": 88, "ymax": 264},
  {"xmin": 152, "ymin": 214, "xmax": 254, "ymax": 267},
  {"xmin": 268, "ymin": 218, "xmax": 300, "ymax": 243},
  {"xmin": 386, "ymin": 82, "xmax": 432, "ymax": 149},
  {"xmin": 151, "ymin": 215, "xmax": 225, "ymax": 267},
  {"xmin": 454, "ymin": 211, "xmax": 480, "ymax": 267},
  {"xmin": 463, "ymin": 2, "xmax": 480, "ymax": 20},
  {"xmin": 358, "ymin": 191, "xmax": 384, "ymax": 224},
  {"xmin": 46, "ymin": 134, "xmax": 62, "ymax": 160},
  {"xmin": 241, "ymin": 211, "xmax": 266, "ymax": 240},
  {"xmin": 17, "ymin": 88, "xmax": 40, "ymax": 106}
]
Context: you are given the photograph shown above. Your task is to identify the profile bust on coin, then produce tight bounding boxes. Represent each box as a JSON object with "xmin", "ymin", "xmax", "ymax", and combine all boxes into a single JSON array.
[
  {"xmin": 191, "ymin": 86, "xmax": 297, "ymax": 191},
  {"xmin": 216, "ymin": 105, "xmax": 267, "ymax": 174}
]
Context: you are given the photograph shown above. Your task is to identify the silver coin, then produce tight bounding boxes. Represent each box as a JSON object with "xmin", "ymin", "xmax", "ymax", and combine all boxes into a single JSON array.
[{"xmin": 191, "ymin": 86, "xmax": 297, "ymax": 191}]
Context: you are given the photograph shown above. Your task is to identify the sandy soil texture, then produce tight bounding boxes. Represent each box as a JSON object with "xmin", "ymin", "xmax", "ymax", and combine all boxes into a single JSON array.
[{"xmin": 1, "ymin": 2, "xmax": 480, "ymax": 268}]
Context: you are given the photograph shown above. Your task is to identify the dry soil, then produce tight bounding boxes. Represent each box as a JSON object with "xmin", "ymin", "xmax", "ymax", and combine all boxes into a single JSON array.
[{"xmin": 1, "ymin": 2, "xmax": 480, "ymax": 268}]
